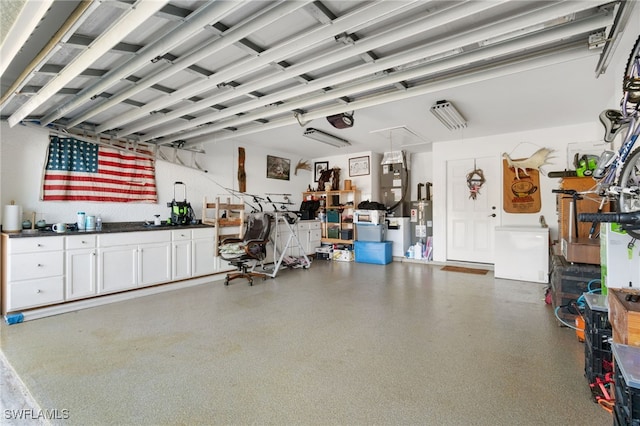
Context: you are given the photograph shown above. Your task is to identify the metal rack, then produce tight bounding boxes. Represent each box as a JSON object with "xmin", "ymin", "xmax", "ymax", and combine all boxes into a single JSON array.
[{"xmin": 262, "ymin": 212, "xmax": 311, "ymax": 278}]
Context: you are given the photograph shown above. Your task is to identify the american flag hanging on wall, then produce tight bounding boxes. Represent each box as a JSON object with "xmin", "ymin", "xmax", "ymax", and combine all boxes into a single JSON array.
[{"xmin": 42, "ymin": 136, "xmax": 157, "ymax": 203}]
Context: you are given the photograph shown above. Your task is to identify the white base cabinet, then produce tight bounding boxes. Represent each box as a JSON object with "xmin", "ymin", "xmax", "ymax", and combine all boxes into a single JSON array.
[
  {"xmin": 3, "ymin": 236, "xmax": 64, "ymax": 312},
  {"xmin": 98, "ymin": 244, "xmax": 138, "ymax": 294},
  {"xmin": 273, "ymin": 220, "xmax": 322, "ymax": 258},
  {"xmin": 193, "ymin": 228, "xmax": 217, "ymax": 276},
  {"xmin": 66, "ymin": 235, "xmax": 97, "ymax": 300},
  {"xmin": 1, "ymin": 226, "xmax": 219, "ymax": 315}
]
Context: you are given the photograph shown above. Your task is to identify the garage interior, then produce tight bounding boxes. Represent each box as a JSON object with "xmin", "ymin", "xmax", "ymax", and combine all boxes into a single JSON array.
[{"xmin": 1, "ymin": 1, "xmax": 640, "ymax": 424}]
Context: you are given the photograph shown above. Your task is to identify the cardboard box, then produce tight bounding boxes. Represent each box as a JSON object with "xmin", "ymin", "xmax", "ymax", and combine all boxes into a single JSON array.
[
  {"xmin": 332, "ymin": 249, "xmax": 354, "ymax": 262},
  {"xmin": 608, "ymin": 288, "xmax": 640, "ymax": 347}
]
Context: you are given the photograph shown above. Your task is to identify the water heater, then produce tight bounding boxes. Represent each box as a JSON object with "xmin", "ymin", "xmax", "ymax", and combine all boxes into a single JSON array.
[{"xmin": 410, "ymin": 182, "xmax": 433, "ymax": 245}]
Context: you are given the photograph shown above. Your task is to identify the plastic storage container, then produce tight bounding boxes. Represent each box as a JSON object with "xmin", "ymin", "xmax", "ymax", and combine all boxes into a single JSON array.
[
  {"xmin": 612, "ymin": 343, "xmax": 640, "ymax": 425},
  {"xmin": 355, "ymin": 223, "xmax": 386, "ymax": 242},
  {"xmin": 327, "ymin": 225, "xmax": 340, "ymax": 239},
  {"xmin": 355, "ymin": 241, "xmax": 392, "ymax": 265},
  {"xmin": 341, "ymin": 229, "xmax": 353, "ymax": 240},
  {"xmin": 584, "ymin": 294, "xmax": 612, "ymax": 383},
  {"xmin": 327, "ymin": 209, "xmax": 340, "ymax": 223}
]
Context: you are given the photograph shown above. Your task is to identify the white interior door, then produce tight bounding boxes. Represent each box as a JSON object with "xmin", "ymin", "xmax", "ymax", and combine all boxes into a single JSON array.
[{"xmin": 446, "ymin": 157, "xmax": 500, "ymax": 263}]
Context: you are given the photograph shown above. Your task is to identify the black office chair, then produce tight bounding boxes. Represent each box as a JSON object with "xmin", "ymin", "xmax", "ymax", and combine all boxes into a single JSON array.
[{"xmin": 219, "ymin": 212, "xmax": 272, "ymax": 286}]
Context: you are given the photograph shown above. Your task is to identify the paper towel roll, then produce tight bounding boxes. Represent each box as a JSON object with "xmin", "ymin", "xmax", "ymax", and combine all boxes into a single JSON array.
[{"xmin": 3, "ymin": 204, "xmax": 22, "ymax": 233}]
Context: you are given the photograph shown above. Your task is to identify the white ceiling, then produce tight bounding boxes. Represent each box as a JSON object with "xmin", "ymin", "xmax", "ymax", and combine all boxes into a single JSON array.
[{"xmin": 0, "ymin": 0, "xmax": 637, "ymax": 159}]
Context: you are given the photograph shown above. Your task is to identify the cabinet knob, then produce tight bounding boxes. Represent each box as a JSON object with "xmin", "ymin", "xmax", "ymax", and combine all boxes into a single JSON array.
[
  {"xmin": 37, "ymin": 263, "xmax": 42, "ymax": 267},
  {"xmin": 36, "ymin": 289, "xmax": 41, "ymax": 294},
  {"xmin": 82, "ymin": 240, "xmax": 86, "ymax": 244},
  {"xmin": 37, "ymin": 244, "xmax": 42, "ymax": 247}
]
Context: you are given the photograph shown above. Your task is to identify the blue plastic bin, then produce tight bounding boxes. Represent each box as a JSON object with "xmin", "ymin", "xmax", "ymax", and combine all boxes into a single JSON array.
[{"xmin": 355, "ymin": 241, "xmax": 392, "ymax": 265}]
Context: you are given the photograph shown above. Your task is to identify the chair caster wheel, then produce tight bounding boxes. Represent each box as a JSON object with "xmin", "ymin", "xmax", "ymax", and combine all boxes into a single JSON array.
[
  {"xmin": 249, "ymin": 280, "xmax": 253, "ymax": 286},
  {"xmin": 224, "ymin": 278, "xmax": 229, "ymax": 286}
]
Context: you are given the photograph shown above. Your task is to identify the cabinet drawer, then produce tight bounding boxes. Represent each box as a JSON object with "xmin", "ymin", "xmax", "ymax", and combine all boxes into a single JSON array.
[
  {"xmin": 66, "ymin": 235, "xmax": 96, "ymax": 250},
  {"xmin": 298, "ymin": 220, "xmax": 321, "ymax": 231},
  {"xmin": 8, "ymin": 236, "xmax": 64, "ymax": 254},
  {"xmin": 6, "ymin": 276, "xmax": 64, "ymax": 311},
  {"xmin": 9, "ymin": 252, "xmax": 64, "ymax": 281},
  {"xmin": 171, "ymin": 230, "xmax": 192, "ymax": 242},
  {"xmin": 308, "ymin": 221, "xmax": 321, "ymax": 230},
  {"xmin": 99, "ymin": 230, "xmax": 171, "ymax": 247},
  {"xmin": 192, "ymin": 227, "xmax": 215, "ymax": 239}
]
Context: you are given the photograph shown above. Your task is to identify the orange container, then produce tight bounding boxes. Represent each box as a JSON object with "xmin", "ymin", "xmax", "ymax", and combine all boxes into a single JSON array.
[{"xmin": 575, "ymin": 316, "xmax": 585, "ymax": 342}]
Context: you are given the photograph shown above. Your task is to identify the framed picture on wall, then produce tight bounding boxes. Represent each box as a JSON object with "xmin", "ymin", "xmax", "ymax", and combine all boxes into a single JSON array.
[
  {"xmin": 266, "ymin": 155, "xmax": 290, "ymax": 180},
  {"xmin": 314, "ymin": 161, "xmax": 329, "ymax": 182},
  {"xmin": 349, "ymin": 156, "xmax": 370, "ymax": 177}
]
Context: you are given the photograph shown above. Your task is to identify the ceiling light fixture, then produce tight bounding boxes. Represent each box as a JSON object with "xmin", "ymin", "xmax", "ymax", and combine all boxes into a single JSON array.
[
  {"xmin": 430, "ymin": 100, "xmax": 467, "ymax": 130},
  {"xmin": 303, "ymin": 128, "xmax": 351, "ymax": 148}
]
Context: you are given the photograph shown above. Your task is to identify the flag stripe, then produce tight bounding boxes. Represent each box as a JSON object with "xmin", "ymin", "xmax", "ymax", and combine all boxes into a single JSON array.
[
  {"xmin": 44, "ymin": 173, "xmax": 156, "ymax": 186},
  {"xmin": 42, "ymin": 136, "xmax": 158, "ymax": 203}
]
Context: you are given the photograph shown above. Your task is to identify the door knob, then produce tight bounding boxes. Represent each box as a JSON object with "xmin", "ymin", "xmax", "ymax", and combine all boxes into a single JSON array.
[{"xmin": 488, "ymin": 213, "xmax": 496, "ymax": 217}]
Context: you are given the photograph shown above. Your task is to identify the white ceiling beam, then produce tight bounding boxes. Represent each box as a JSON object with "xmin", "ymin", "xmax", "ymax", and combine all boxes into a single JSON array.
[
  {"xmin": 139, "ymin": 0, "xmax": 600, "ymax": 142},
  {"xmin": 8, "ymin": 0, "xmax": 169, "ymax": 127},
  {"xmin": 187, "ymin": 48, "xmax": 594, "ymax": 145},
  {"xmin": 159, "ymin": 12, "xmax": 608, "ymax": 144},
  {"xmin": 116, "ymin": 0, "xmax": 472, "ymax": 137},
  {"xmin": 156, "ymin": 13, "xmax": 609, "ymax": 145},
  {"xmin": 0, "ymin": 0, "xmax": 98, "ymax": 109},
  {"xmin": 39, "ymin": 0, "xmax": 246, "ymax": 127},
  {"xmin": 67, "ymin": 0, "xmax": 311, "ymax": 129},
  {"xmin": 0, "ymin": 0, "xmax": 55, "ymax": 77},
  {"xmin": 99, "ymin": 0, "xmax": 425, "ymax": 134}
]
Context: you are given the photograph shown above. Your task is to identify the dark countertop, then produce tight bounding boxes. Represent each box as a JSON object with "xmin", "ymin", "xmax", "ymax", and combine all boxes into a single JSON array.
[{"xmin": 2, "ymin": 221, "xmax": 214, "ymax": 238}]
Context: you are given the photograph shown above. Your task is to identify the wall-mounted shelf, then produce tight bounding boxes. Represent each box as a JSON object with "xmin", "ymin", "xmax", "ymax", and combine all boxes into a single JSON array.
[{"xmin": 302, "ymin": 190, "xmax": 359, "ymax": 245}]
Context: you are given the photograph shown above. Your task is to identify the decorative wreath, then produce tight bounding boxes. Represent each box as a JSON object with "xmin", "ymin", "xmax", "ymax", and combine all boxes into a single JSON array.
[{"xmin": 466, "ymin": 168, "xmax": 486, "ymax": 200}]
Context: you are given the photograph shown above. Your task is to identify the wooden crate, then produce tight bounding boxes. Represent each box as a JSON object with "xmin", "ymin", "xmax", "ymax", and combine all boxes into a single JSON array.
[{"xmin": 608, "ymin": 288, "xmax": 640, "ymax": 347}]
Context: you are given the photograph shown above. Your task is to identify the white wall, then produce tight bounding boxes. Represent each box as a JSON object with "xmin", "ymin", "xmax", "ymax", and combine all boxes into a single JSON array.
[
  {"xmin": 0, "ymin": 120, "xmax": 609, "ymax": 264},
  {"xmin": 430, "ymin": 121, "xmax": 603, "ymax": 262},
  {"xmin": 0, "ymin": 123, "xmax": 382, "ymax": 227},
  {"xmin": 310, "ymin": 151, "xmax": 379, "ymax": 203}
]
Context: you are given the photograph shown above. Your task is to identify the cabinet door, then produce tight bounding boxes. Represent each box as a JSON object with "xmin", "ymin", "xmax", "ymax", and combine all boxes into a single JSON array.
[
  {"xmin": 308, "ymin": 228, "xmax": 322, "ymax": 254},
  {"xmin": 98, "ymin": 245, "xmax": 137, "ymax": 294},
  {"xmin": 66, "ymin": 248, "xmax": 97, "ymax": 300},
  {"xmin": 172, "ymin": 240, "xmax": 192, "ymax": 280},
  {"xmin": 193, "ymin": 238, "xmax": 216, "ymax": 276},
  {"xmin": 139, "ymin": 242, "xmax": 172, "ymax": 287}
]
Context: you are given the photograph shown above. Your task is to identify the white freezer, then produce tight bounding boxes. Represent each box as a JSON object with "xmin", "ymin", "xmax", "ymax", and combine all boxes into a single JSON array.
[{"xmin": 494, "ymin": 226, "xmax": 549, "ymax": 283}]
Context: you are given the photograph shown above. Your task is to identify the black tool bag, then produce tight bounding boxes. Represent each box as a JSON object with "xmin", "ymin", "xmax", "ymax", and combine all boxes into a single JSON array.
[
  {"xmin": 357, "ymin": 200, "xmax": 387, "ymax": 210},
  {"xmin": 299, "ymin": 200, "xmax": 320, "ymax": 220}
]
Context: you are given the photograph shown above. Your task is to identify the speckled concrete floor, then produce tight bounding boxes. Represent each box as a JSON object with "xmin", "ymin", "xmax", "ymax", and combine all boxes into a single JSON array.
[{"xmin": 1, "ymin": 260, "xmax": 610, "ymax": 425}]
